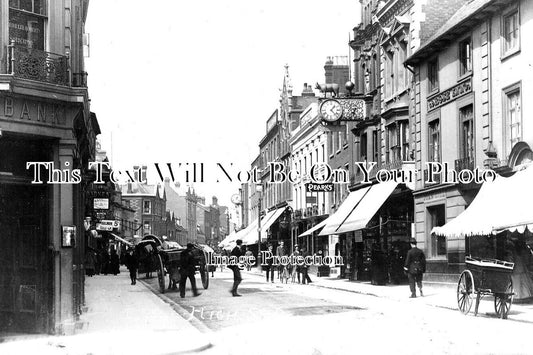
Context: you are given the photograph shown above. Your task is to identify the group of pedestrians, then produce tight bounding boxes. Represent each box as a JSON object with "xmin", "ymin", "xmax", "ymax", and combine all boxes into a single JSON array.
[
  {"xmin": 263, "ymin": 241, "xmax": 312, "ymax": 285},
  {"xmin": 84, "ymin": 247, "xmax": 121, "ymax": 277}
]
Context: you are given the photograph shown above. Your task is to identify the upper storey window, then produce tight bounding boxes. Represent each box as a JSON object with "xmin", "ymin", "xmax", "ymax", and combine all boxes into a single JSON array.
[{"xmin": 9, "ymin": 0, "xmax": 47, "ymax": 50}]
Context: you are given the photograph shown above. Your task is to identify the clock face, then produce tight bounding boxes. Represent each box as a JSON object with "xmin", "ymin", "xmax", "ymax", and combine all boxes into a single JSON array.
[{"xmin": 320, "ymin": 99, "xmax": 343, "ymax": 122}]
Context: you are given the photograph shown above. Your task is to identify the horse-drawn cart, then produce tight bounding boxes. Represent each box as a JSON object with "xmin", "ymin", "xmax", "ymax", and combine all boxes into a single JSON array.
[
  {"xmin": 457, "ymin": 256, "xmax": 515, "ymax": 319},
  {"xmin": 135, "ymin": 235, "xmax": 211, "ymax": 293}
]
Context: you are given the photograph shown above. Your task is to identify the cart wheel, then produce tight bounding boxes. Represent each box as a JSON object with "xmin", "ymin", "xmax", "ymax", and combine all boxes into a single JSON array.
[
  {"xmin": 200, "ymin": 265, "xmax": 209, "ymax": 289},
  {"xmin": 457, "ymin": 270, "xmax": 474, "ymax": 315},
  {"xmin": 494, "ymin": 279, "xmax": 513, "ymax": 319},
  {"xmin": 157, "ymin": 254, "xmax": 165, "ymax": 294}
]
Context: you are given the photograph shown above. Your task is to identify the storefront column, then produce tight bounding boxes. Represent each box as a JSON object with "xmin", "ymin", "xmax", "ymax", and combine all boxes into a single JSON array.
[{"xmin": 53, "ymin": 140, "xmax": 77, "ymax": 334}]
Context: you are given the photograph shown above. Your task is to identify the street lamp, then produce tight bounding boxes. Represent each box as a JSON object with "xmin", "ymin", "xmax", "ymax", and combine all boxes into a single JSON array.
[{"xmin": 256, "ymin": 184, "xmax": 263, "ymax": 270}]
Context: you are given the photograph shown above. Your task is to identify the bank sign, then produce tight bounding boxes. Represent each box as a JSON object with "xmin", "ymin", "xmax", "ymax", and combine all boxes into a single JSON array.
[{"xmin": 0, "ymin": 96, "xmax": 66, "ymax": 127}]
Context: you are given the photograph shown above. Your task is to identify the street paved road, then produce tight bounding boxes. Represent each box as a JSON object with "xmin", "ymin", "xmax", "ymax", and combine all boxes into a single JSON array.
[{"xmin": 142, "ymin": 269, "xmax": 533, "ymax": 355}]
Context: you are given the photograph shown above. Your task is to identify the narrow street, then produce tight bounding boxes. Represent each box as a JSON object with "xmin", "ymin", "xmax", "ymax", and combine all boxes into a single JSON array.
[{"xmin": 141, "ymin": 269, "xmax": 533, "ymax": 355}]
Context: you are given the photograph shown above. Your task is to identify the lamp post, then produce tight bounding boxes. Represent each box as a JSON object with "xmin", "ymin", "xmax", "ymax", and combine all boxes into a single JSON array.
[{"xmin": 256, "ymin": 184, "xmax": 263, "ymax": 270}]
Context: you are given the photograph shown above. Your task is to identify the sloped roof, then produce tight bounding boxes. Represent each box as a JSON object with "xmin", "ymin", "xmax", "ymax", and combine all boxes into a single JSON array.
[
  {"xmin": 405, "ymin": 0, "xmax": 501, "ymax": 65},
  {"xmin": 121, "ymin": 183, "xmax": 160, "ymax": 197}
]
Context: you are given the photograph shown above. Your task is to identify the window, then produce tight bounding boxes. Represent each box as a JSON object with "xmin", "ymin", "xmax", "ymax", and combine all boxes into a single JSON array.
[
  {"xmin": 428, "ymin": 120, "xmax": 440, "ymax": 163},
  {"xmin": 360, "ymin": 133, "xmax": 367, "ymax": 160},
  {"xmin": 459, "ymin": 105, "xmax": 474, "ymax": 163},
  {"xmin": 400, "ymin": 121, "xmax": 409, "ymax": 161},
  {"xmin": 504, "ymin": 85, "xmax": 522, "ymax": 156},
  {"xmin": 143, "ymin": 221, "xmax": 151, "ymax": 234},
  {"xmin": 503, "ymin": 9, "xmax": 519, "ymax": 55},
  {"xmin": 9, "ymin": 0, "xmax": 46, "ymax": 50},
  {"xmin": 372, "ymin": 130, "xmax": 379, "ymax": 163},
  {"xmin": 386, "ymin": 124, "xmax": 398, "ymax": 163},
  {"xmin": 459, "ymin": 38, "xmax": 472, "ymax": 76},
  {"xmin": 143, "ymin": 200, "xmax": 152, "ymax": 214},
  {"xmin": 428, "ymin": 58, "xmax": 439, "ymax": 92},
  {"xmin": 428, "ymin": 205, "xmax": 446, "ymax": 258}
]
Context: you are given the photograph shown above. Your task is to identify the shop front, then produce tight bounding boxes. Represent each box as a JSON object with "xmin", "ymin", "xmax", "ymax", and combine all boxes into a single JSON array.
[
  {"xmin": 433, "ymin": 165, "xmax": 533, "ymax": 300},
  {"xmin": 318, "ymin": 182, "xmax": 413, "ymax": 283},
  {"xmin": 0, "ymin": 92, "xmax": 98, "ymax": 334}
]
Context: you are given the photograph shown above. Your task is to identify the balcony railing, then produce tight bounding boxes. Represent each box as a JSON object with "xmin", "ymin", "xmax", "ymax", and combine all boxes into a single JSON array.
[{"xmin": 7, "ymin": 42, "xmax": 69, "ymax": 86}]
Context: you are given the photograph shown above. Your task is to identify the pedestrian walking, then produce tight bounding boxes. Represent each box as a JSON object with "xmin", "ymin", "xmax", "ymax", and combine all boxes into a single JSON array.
[
  {"xmin": 245, "ymin": 247, "xmax": 253, "ymax": 271},
  {"xmin": 109, "ymin": 248, "xmax": 120, "ymax": 275},
  {"xmin": 264, "ymin": 244, "xmax": 275, "ymax": 283},
  {"xmin": 300, "ymin": 247, "xmax": 312, "ymax": 284},
  {"xmin": 179, "ymin": 243, "xmax": 201, "ymax": 298},
  {"xmin": 290, "ymin": 245, "xmax": 300, "ymax": 283},
  {"xmin": 229, "ymin": 239, "xmax": 243, "ymax": 296},
  {"xmin": 101, "ymin": 249, "xmax": 110, "ymax": 275},
  {"xmin": 276, "ymin": 241, "xmax": 287, "ymax": 280},
  {"xmin": 125, "ymin": 247, "xmax": 139, "ymax": 285},
  {"xmin": 404, "ymin": 238, "xmax": 426, "ymax": 298},
  {"xmin": 84, "ymin": 249, "xmax": 96, "ymax": 277}
]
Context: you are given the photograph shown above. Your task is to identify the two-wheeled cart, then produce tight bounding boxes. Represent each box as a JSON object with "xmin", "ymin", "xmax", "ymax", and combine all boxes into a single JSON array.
[{"xmin": 457, "ymin": 256, "xmax": 515, "ymax": 319}]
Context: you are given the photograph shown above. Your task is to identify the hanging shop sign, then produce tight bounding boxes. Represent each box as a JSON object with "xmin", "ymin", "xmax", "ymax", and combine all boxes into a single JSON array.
[
  {"xmin": 93, "ymin": 198, "xmax": 109, "ymax": 210},
  {"xmin": 306, "ymin": 182, "xmax": 334, "ymax": 192},
  {"xmin": 96, "ymin": 220, "xmax": 120, "ymax": 231}
]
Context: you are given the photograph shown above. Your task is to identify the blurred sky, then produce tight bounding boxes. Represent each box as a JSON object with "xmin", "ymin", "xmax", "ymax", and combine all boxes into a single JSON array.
[{"xmin": 85, "ymin": 0, "xmax": 361, "ymax": 205}]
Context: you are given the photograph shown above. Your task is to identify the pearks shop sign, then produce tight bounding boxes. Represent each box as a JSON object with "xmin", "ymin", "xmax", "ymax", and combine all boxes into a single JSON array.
[{"xmin": 427, "ymin": 78, "xmax": 472, "ymax": 112}]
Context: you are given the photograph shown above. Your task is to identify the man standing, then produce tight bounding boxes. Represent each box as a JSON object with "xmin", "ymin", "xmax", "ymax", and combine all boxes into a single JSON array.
[
  {"xmin": 404, "ymin": 238, "xmax": 426, "ymax": 298},
  {"xmin": 124, "ymin": 247, "xmax": 138, "ymax": 285},
  {"xmin": 229, "ymin": 239, "xmax": 243, "ymax": 297},
  {"xmin": 300, "ymin": 246, "xmax": 312, "ymax": 284},
  {"xmin": 276, "ymin": 241, "xmax": 287, "ymax": 280},
  {"xmin": 179, "ymin": 243, "xmax": 201, "ymax": 298}
]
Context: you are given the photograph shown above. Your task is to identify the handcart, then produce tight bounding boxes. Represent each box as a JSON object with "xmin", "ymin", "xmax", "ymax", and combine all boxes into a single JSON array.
[{"xmin": 457, "ymin": 256, "xmax": 515, "ymax": 319}]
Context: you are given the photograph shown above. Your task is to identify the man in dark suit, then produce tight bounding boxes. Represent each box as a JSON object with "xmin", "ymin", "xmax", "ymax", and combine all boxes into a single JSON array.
[
  {"xmin": 229, "ymin": 239, "xmax": 243, "ymax": 297},
  {"xmin": 179, "ymin": 243, "xmax": 201, "ymax": 298},
  {"xmin": 404, "ymin": 238, "xmax": 426, "ymax": 298},
  {"xmin": 300, "ymin": 247, "xmax": 312, "ymax": 284}
]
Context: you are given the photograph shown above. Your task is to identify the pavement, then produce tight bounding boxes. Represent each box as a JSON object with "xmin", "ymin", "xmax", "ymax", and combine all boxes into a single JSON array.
[
  {"xmin": 0, "ymin": 267, "xmax": 211, "ymax": 355},
  {"xmin": 242, "ymin": 267, "xmax": 533, "ymax": 323}
]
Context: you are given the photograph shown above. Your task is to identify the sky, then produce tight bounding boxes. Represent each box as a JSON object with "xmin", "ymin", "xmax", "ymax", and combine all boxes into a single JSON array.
[{"xmin": 85, "ymin": 0, "xmax": 361, "ymax": 206}]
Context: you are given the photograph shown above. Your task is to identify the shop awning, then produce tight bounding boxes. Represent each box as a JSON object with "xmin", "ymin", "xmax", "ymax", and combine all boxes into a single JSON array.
[
  {"xmin": 110, "ymin": 232, "xmax": 133, "ymax": 246},
  {"xmin": 298, "ymin": 219, "xmax": 328, "ymax": 238},
  {"xmin": 433, "ymin": 166, "xmax": 533, "ymax": 239},
  {"xmin": 319, "ymin": 186, "xmax": 371, "ymax": 236},
  {"xmin": 241, "ymin": 218, "xmax": 261, "ymax": 245},
  {"xmin": 260, "ymin": 207, "xmax": 286, "ymax": 240},
  {"xmin": 335, "ymin": 181, "xmax": 398, "ymax": 234}
]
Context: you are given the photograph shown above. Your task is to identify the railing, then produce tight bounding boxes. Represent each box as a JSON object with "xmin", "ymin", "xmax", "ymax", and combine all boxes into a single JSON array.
[
  {"xmin": 455, "ymin": 157, "xmax": 475, "ymax": 171},
  {"xmin": 7, "ymin": 41, "xmax": 69, "ymax": 86}
]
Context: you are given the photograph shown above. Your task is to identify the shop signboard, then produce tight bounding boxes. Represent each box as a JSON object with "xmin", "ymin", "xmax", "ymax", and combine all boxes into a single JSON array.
[
  {"xmin": 96, "ymin": 220, "xmax": 120, "ymax": 231},
  {"xmin": 93, "ymin": 198, "xmax": 109, "ymax": 209}
]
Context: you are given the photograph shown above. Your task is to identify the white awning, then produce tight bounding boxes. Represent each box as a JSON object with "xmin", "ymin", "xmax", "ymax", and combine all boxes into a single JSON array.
[
  {"xmin": 110, "ymin": 232, "xmax": 133, "ymax": 246},
  {"xmin": 433, "ymin": 166, "xmax": 533, "ymax": 239},
  {"xmin": 298, "ymin": 218, "xmax": 328, "ymax": 238},
  {"xmin": 319, "ymin": 186, "xmax": 371, "ymax": 236},
  {"xmin": 260, "ymin": 207, "xmax": 286, "ymax": 240},
  {"xmin": 240, "ymin": 219, "xmax": 260, "ymax": 245},
  {"xmin": 336, "ymin": 181, "xmax": 398, "ymax": 234}
]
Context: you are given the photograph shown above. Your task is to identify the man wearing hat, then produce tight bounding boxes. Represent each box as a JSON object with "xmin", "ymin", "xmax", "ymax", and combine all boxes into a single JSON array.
[
  {"xmin": 404, "ymin": 238, "xmax": 426, "ymax": 298},
  {"xmin": 179, "ymin": 243, "xmax": 201, "ymax": 298},
  {"xmin": 229, "ymin": 239, "xmax": 243, "ymax": 296}
]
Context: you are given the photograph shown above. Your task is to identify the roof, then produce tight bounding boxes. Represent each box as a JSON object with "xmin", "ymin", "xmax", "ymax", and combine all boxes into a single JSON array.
[
  {"xmin": 405, "ymin": 0, "xmax": 502, "ymax": 65},
  {"xmin": 121, "ymin": 183, "xmax": 162, "ymax": 197}
]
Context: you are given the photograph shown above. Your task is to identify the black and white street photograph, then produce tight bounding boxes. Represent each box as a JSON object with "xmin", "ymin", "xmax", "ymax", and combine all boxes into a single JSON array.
[{"xmin": 2, "ymin": 0, "xmax": 533, "ymax": 354}]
